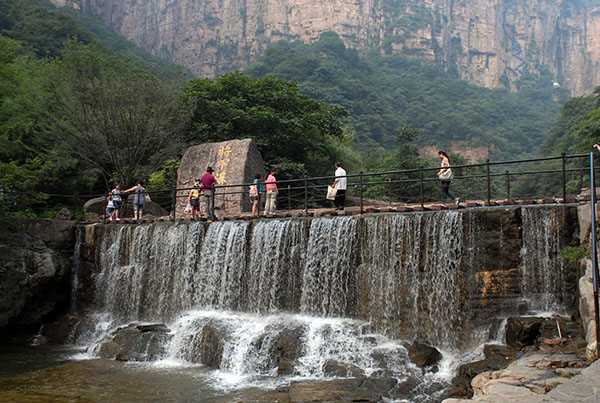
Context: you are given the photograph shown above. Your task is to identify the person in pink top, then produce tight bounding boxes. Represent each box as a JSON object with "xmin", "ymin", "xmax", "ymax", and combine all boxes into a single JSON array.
[
  {"xmin": 264, "ymin": 168, "xmax": 278, "ymax": 214},
  {"xmin": 201, "ymin": 166, "xmax": 218, "ymax": 218}
]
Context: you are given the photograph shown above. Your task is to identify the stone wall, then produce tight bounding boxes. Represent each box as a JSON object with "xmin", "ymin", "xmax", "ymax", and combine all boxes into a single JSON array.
[
  {"xmin": 175, "ymin": 138, "xmax": 265, "ymax": 218},
  {"xmin": 0, "ymin": 218, "xmax": 76, "ymax": 341}
]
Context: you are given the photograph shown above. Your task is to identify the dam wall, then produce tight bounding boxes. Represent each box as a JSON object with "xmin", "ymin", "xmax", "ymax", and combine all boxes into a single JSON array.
[{"xmin": 76, "ymin": 205, "xmax": 579, "ymax": 349}]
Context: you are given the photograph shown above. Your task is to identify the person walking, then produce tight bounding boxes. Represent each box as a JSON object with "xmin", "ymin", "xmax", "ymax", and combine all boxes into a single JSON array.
[
  {"xmin": 201, "ymin": 166, "xmax": 218, "ymax": 219},
  {"xmin": 124, "ymin": 181, "xmax": 146, "ymax": 221},
  {"xmin": 250, "ymin": 173, "xmax": 262, "ymax": 216},
  {"xmin": 189, "ymin": 183, "xmax": 201, "ymax": 220},
  {"xmin": 264, "ymin": 169, "xmax": 278, "ymax": 214},
  {"xmin": 111, "ymin": 184, "xmax": 122, "ymax": 221},
  {"xmin": 331, "ymin": 161, "xmax": 347, "ymax": 210},
  {"xmin": 437, "ymin": 151, "xmax": 459, "ymax": 207}
]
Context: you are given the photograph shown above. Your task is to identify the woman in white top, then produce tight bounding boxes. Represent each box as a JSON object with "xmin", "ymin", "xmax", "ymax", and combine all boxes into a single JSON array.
[
  {"xmin": 331, "ymin": 161, "xmax": 347, "ymax": 210},
  {"xmin": 437, "ymin": 151, "xmax": 459, "ymax": 207}
]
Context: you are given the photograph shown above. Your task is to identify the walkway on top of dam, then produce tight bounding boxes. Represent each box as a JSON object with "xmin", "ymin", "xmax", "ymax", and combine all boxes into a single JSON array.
[{"xmin": 98, "ymin": 194, "xmax": 588, "ymax": 225}]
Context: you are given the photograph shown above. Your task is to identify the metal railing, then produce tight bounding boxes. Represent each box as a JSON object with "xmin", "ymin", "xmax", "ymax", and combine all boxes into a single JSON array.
[
  {"xmin": 165, "ymin": 152, "xmax": 594, "ymax": 219},
  {"xmin": 1, "ymin": 152, "xmax": 596, "ymax": 221}
]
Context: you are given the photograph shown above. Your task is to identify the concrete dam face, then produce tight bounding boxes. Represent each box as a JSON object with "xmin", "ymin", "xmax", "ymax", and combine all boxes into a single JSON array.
[{"xmin": 71, "ymin": 205, "xmax": 578, "ymax": 398}]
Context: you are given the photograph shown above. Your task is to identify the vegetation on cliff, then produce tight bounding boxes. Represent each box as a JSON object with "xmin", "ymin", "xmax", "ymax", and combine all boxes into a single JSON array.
[{"xmin": 246, "ymin": 32, "xmax": 571, "ymax": 160}]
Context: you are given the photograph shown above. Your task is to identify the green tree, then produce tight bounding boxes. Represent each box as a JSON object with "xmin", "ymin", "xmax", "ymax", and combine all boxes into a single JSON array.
[
  {"xmin": 48, "ymin": 41, "xmax": 182, "ymax": 188},
  {"xmin": 181, "ymin": 71, "xmax": 349, "ymax": 178}
]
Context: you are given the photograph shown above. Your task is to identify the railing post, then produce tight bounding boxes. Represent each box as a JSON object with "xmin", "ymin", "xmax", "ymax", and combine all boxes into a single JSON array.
[
  {"xmin": 103, "ymin": 193, "xmax": 107, "ymax": 224},
  {"xmin": 359, "ymin": 171, "xmax": 364, "ymax": 215},
  {"xmin": 258, "ymin": 183, "xmax": 262, "ymax": 217},
  {"xmin": 419, "ymin": 167, "xmax": 424, "ymax": 209},
  {"xmin": 589, "ymin": 152, "xmax": 600, "ymax": 357},
  {"xmin": 212, "ymin": 185, "xmax": 216, "ymax": 219},
  {"xmin": 505, "ymin": 170, "xmax": 510, "ymax": 199},
  {"xmin": 171, "ymin": 188, "xmax": 177, "ymax": 221},
  {"xmin": 388, "ymin": 177, "xmax": 392, "ymax": 206},
  {"xmin": 304, "ymin": 177, "xmax": 308, "ymax": 215},
  {"xmin": 287, "ymin": 184, "xmax": 291, "ymax": 212},
  {"xmin": 561, "ymin": 152, "xmax": 567, "ymax": 203},
  {"xmin": 486, "ymin": 159, "xmax": 491, "ymax": 205}
]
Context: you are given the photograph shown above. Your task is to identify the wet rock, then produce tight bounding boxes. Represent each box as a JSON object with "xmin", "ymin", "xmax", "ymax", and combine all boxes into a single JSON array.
[
  {"xmin": 96, "ymin": 323, "xmax": 171, "ymax": 362},
  {"xmin": 505, "ymin": 318, "xmax": 541, "ymax": 347},
  {"xmin": 407, "ymin": 341, "xmax": 442, "ymax": 367},
  {"xmin": 288, "ymin": 378, "xmax": 382, "ymax": 402},
  {"xmin": 42, "ymin": 314, "xmax": 80, "ymax": 344},
  {"xmin": 137, "ymin": 323, "xmax": 170, "ymax": 333},
  {"xmin": 274, "ymin": 326, "xmax": 304, "ymax": 376},
  {"xmin": 201, "ymin": 323, "xmax": 224, "ymax": 368},
  {"xmin": 323, "ymin": 360, "xmax": 364, "ymax": 377}
]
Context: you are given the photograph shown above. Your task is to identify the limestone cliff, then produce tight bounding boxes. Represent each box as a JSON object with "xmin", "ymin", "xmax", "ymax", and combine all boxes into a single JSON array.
[{"xmin": 55, "ymin": 0, "xmax": 600, "ymax": 95}]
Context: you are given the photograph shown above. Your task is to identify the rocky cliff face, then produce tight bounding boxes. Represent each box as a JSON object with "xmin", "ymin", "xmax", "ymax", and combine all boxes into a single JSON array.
[
  {"xmin": 0, "ymin": 218, "xmax": 76, "ymax": 341},
  {"xmin": 55, "ymin": 0, "xmax": 600, "ymax": 95}
]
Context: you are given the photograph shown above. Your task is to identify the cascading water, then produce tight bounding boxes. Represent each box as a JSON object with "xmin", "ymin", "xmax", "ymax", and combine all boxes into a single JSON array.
[
  {"xmin": 72, "ymin": 206, "xmax": 575, "ymax": 400},
  {"xmin": 70, "ymin": 227, "xmax": 83, "ymax": 312},
  {"xmin": 519, "ymin": 207, "xmax": 570, "ymax": 314},
  {"xmin": 361, "ymin": 212, "xmax": 464, "ymax": 348},
  {"xmin": 300, "ymin": 216, "xmax": 359, "ymax": 316}
]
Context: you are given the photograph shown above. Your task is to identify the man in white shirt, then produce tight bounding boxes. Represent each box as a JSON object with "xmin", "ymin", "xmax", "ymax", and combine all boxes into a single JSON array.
[{"xmin": 331, "ymin": 161, "xmax": 347, "ymax": 210}]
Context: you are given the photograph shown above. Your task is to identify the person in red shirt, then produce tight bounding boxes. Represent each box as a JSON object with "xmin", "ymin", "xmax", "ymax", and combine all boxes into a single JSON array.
[
  {"xmin": 201, "ymin": 166, "xmax": 218, "ymax": 218},
  {"xmin": 264, "ymin": 169, "xmax": 278, "ymax": 214}
]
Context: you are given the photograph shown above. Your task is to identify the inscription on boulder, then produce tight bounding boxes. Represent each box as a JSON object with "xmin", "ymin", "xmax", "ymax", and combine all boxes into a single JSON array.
[{"xmin": 175, "ymin": 138, "xmax": 265, "ymax": 218}]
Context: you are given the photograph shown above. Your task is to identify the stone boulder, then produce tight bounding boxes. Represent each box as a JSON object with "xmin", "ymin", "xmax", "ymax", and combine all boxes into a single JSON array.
[
  {"xmin": 0, "ymin": 218, "xmax": 75, "ymax": 341},
  {"xmin": 579, "ymin": 259, "xmax": 598, "ymax": 361},
  {"xmin": 200, "ymin": 323, "xmax": 224, "ymax": 368},
  {"xmin": 96, "ymin": 323, "xmax": 171, "ymax": 362},
  {"xmin": 175, "ymin": 138, "xmax": 265, "ymax": 218},
  {"xmin": 407, "ymin": 341, "xmax": 442, "ymax": 368},
  {"xmin": 83, "ymin": 196, "xmax": 168, "ymax": 220},
  {"xmin": 288, "ymin": 378, "xmax": 387, "ymax": 403},
  {"xmin": 55, "ymin": 207, "xmax": 72, "ymax": 220},
  {"xmin": 452, "ymin": 344, "xmax": 520, "ymax": 398},
  {"xmin": 505, "ymin": 318, "xmax": 542, "ymax": 347},
  {"xmin": 274, "ymin": 325, "xmax": 305, "ymax": 375},
  {"xmin": 323, "ymin": 359, "xmax": 364, "ymax": 377}
]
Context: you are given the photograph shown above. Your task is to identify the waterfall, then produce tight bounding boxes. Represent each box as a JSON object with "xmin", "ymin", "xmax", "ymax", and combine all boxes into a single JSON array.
[
  {"xmin": 246, "ymin": 219, "xmax": 307, "ymax": 313},
  {"xmin": 87, "ymin": 206, "xmax": 575, "ymax": 361},
  {"xmin": 94, "ymin": 223, "xmax": 207, "ymax": 321},
  {"xmin": 300, "ymin": 217, "xmax": 359, "ymax": 316},
  {"xmin": 70, "ymin": 226, "xmax": 83, "ymax": 312},
  {"xmin": 519, "ymin": 207, "xmax": 570, "ymax": 314},
  {"xmin": 360, "ymin": 212, "xmax": 464, "ymax": 348}
]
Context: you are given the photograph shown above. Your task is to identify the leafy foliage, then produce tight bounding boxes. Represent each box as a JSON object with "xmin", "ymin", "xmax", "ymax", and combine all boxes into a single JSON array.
[
  {"xmin": 246, "ymin": 32, "xmax": 571, "ymax": 160},
  {"xmin": 49, "ymin": 41, "xmax": 183, "ymax": 189},
  {"xmin": 0, "ymin": 0, "xmax": 94, "ymax": 57},
  {"xmin": 181, "ymin": 71, "xmax": 349, "ymax": 179}
]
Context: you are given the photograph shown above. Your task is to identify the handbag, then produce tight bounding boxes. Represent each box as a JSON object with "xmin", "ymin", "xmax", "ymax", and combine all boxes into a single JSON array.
[
  {"xmin": 145, "ymin": 194, "xmax": 152, "ymax": 203},
  {"xmin": 439, "ymin": 168, "xmax": 453, "ymax": 181},
  {"xmin": 326, "ymin": 186, "xmax": 337, "ymax": 200},
  {"xmin": 249, "ymin": 184, "xmax": 258, "ymax": 198}
]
